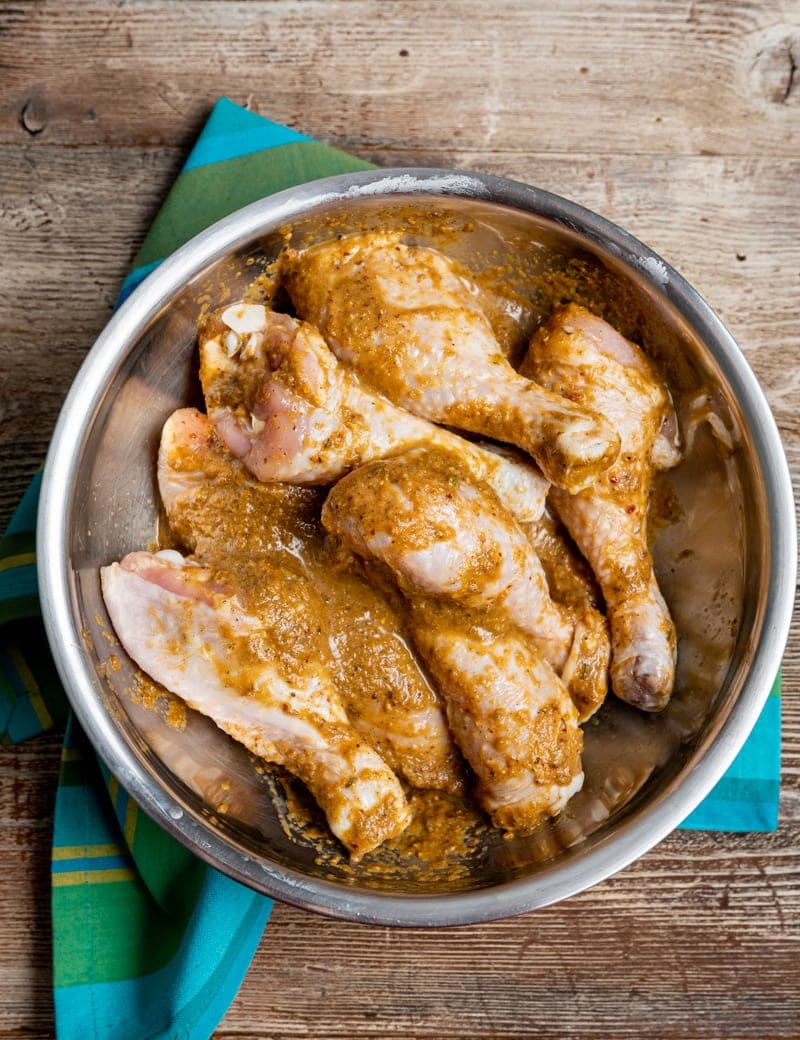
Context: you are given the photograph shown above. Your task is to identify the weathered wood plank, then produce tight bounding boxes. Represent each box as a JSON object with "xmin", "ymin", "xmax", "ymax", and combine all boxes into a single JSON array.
[
  {"xmin": 0, "ymin": 733, "xmax": 62, "ymax": 1037},
  {"xmin": 1, "ymin": 1, "xmax": 798, "ymax": 157},
  {"xmin": 218, "ymin": 862, "xmax": 800, "ymax": 1038}
]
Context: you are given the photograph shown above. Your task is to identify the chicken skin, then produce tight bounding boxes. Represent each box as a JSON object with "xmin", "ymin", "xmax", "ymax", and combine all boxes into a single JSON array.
[
  {"xmin": 409, "ymin": 600, "xmax": 584, "ymax": 833},
  {"xmin": 524, "ymin": 510, "xmax": 610, "ymax": 721},
  {"xmin": 322, "ymin": 448, "xmax": 572, "ymax": 667},
  {"xmin": 322, "ymin": 447, "xmax": 609, "ymax": 720},
  {"xmin": 319, "ymin": 448, "xmax": 585, "ymax": 830},
  {"xmin": 197, "ymin": 303, "xmax": 548, "ymax": 522},
  {"xmin": 320, "ymin": 564, "xmax": 466, "ymax": 794},
  {"xmin": 157, "ymin": 405, "xmax": 321, "ymax": 559},
  {"xmin": 101, "ymin": 550, "xmax": 410, "ymax": 859},
  {"xmin": 282, "ymin": 232, "xmax": 620, "ymax": 492},
  {"xmin": 521, "ymin": 304, "xmax": 681, "ymax": 711},
  {"xmin": 157, "ymin": 407, "xmax": 464, "ymax": 793}
]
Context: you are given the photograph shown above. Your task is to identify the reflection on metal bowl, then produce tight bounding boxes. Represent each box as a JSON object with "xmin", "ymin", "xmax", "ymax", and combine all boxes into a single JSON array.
[{"xmin": 37, "ymin": 170, "xmax": 796, "ymax": 925}]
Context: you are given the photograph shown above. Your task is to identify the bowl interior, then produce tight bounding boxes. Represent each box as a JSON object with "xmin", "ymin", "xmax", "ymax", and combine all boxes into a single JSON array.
[{"xmin": 56, "ymin": 188, "xmax": 769, "ymax": 916}]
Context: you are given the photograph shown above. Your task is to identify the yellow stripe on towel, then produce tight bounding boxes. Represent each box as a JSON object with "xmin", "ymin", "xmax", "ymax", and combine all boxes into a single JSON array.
[
  {"xmin": 52, "ymin": 867, "xmax": 138, "ymax": 887},
  {"xmin": 53, "ymin": 843, "xmax": 125, "ymax": 861},
  {"xmin": 6, "ymin": 643, "xmax": 53, "ymax": 731},
  {"xmin": 0, "ymin": 551, "xmax": 36, "ymax": 572}
]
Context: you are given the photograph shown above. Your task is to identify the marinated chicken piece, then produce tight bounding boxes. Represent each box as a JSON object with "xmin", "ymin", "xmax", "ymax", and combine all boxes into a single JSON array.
[
  {"xmin": 525, "ymin": 510, "xmax": 609, "ymax": 721},
  {"xmin": 323, "ymin": 448, "xmax": 571, "ymax": 666},
  {"xmin": 282, "ymin": 232, "xmax": 620, "ymax": 492},
  {"xmin": 158, "ymin": 407, "xmax": 464, "ymax": 792},
  {"xmin": 101, "ymin": 550, "xmax": 410, "ymax": 859},
  {"xmin": 405, "ymin": 599, "xmax": 583, "ymax": 833},
  {"xmin": 158, "ymin": 406, "xmax": 321, "ymax": 558},
  {"xmin": 321, "ymin": 565, "xmax": 465, "ymax": 793},
  {"xmin": 521, "ymin": 304, "xmax": 681, "ymax": 711},
  {"xmin": 322, "ymin": 447, "xmax": 610, "ymax": 717},
  {"xmin": 524, "ymin": 509, "xmax": 603, "ymax": 614},
  {"xmin": 198, "ymin": 304, "xmax": 548, "ymax": 522}
]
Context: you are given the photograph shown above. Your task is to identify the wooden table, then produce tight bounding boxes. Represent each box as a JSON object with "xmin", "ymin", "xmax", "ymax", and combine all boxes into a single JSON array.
[{"xmin": 2, "ymin": 3, "xmax": 798, "ymax": 1037}]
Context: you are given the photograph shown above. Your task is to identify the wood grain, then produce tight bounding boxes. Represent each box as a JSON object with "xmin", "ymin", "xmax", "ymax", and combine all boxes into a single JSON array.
[
  {"xmin": 1, "ymin": 2, "xmax": 799, "ymax": 156},
  {"xmin": 1, "ymin": 2, "xmax": 798, "ymax": 1038}
]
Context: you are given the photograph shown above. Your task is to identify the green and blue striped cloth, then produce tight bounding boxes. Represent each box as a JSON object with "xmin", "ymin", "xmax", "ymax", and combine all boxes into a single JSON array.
[{"xmin": 0, "ymin": 97, "xmax": 782, "ymax": 1040}]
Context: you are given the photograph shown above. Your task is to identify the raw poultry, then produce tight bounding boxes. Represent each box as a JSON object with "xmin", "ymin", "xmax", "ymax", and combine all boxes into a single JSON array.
[
  {"xmin": 282, "ymin": 230, "xmax": 620, "ymax": 492},
  {"xmin": 101, "ymin": 549, "xmax": 411, "ymax": 859},
  {"xmin": 521, "ymin": 303, "xmax": 681, "ymax": 711},
  {"xmin": 198, "ymin": 303, "xmax": 548, "ymax": 522},
  {"xmin": 156, "ymin": 406, "xmax": 465, "ymax": 795},
  {"xmin": 100, "ymin": 229, "xmax": 682, "ymax": 859}
]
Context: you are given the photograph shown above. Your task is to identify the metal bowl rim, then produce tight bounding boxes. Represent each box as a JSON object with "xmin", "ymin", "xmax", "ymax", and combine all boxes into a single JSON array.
[{"xmin": 37, "ymin": 167, "xmax": 797, "ymax": 926}]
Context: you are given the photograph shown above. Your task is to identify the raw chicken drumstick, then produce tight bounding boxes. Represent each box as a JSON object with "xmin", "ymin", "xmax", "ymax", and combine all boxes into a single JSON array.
[
  {"xmin": 101, "ymin": 550, "xmax": 411, "ymax": 859},
  {"xmin": 322, "ymin": 447, "xmax": 610, "ymax": 721},
  {"xmin": 409, "ymin": 599, "xmax": 584, "ymax": 833},
  {"xmin": 281, "ymin": 231, "xmax": 620, "ymax": 492},
  {"xmin": 521, "ymin": 303, "xmax": 681, "ymax": 712},
  {"xmin": 198, "ymin": 302, "xmax": 548, "ymax": 522},
  {"xmin": 157, "ymin": 407, "xmax": 465, "ymax": 793},
  {"xmin": 320, "ymin": 458, "xmax": 585, "ymax": 831}
]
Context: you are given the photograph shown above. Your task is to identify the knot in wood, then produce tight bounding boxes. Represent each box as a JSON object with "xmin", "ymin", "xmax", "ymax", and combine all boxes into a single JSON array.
[
  {"xmin": 749, "ymin": 32, "xmax": 798, "ymax": 106},
  {"xmin": 20, "ymin": 96, "xmax": 48, "ymax": 136}
]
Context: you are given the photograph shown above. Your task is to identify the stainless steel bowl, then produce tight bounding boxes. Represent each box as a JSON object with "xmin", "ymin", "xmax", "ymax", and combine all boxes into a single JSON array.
[{"xmin": 38, "ymin": 169, "xmax": 796, "ymax": 926}]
